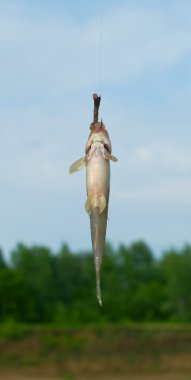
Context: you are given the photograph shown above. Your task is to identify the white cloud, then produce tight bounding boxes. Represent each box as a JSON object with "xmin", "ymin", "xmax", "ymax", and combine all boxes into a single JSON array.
[
  {"xmin": 112, "ymin": 143, "xmax": 191, "ymax": 209},
  {"xmin": 122, "ymin": 143, "xmax": 191, "ymax": 175},
  {"xmin": 117, "ymin": 178, "xmax": 191, "ymax": 203},
  {"xmin": 135, "ymin": 147, "xmax": 152, "ymax": 159}
]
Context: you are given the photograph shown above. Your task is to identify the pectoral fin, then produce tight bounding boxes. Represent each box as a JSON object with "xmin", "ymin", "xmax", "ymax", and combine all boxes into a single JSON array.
[
  {"xmin": 85, "ymin": 195, "xmax": 106, "ymax": 214},
  {"xmin": 69, "ymin": 157, "xmax": 86, "ymax": 174},
  {"xmin": 104, "ymin": 151, "xmax": 118, "ymax": 162},
  {"xmin": 109, "ymin": 155, "xmax": 118, "ymax": 162}
]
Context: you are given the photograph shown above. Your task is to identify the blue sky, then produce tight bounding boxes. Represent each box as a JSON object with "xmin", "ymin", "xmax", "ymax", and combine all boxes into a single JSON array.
[{"xmin": 0, "ymin": 0, "xmax": 191, "ymax": 256}]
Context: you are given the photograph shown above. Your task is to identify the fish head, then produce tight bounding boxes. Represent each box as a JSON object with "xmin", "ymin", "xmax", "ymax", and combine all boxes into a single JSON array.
[{"xmin": 85, "ymin": 122, "xmax": 112, "ymax": 156}]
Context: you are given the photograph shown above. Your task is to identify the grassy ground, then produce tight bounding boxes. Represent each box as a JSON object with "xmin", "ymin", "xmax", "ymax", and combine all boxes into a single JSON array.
[
  {"xmin": 3, "ymin": 373, "xmax": 191, "ymax": 379},
  {"xmin": 0, "ymin": 323, "xmax": 191, "ymax": 379}
]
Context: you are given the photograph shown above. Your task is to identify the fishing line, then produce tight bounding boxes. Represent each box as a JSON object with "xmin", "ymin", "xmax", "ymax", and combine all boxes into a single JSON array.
[{"xmin": 98, "ymin": 14, "xmax": 103, "ymax": 96}]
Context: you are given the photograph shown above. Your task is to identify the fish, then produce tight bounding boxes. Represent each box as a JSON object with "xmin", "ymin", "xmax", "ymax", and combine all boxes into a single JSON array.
[{"xmin": 69, "ymin": 121, "xmax": 118, "ymax": 305}]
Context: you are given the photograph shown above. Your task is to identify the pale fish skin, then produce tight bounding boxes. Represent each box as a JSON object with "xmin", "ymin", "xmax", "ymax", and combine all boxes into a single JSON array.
[{"xmin": 69, "ymin": 122, "xmax": 117, "ymax": 305}]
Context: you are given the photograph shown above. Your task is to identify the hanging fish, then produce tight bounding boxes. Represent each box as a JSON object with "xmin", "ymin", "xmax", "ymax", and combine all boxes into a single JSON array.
[{"xmin": 69, "ymin": 96, "xmax": 117, "ymax": 305}]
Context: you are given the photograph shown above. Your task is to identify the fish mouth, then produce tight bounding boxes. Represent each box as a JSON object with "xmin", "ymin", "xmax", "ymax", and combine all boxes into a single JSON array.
[{"xmin": 86, "ymin": 142, "xmax": 111, "ymax": 155}]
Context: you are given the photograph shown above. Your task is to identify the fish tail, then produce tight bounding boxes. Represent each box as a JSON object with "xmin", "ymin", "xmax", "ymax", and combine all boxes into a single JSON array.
[{"xmin": 96, "ymin": 269, "xmax": 102, "ymax": 306}]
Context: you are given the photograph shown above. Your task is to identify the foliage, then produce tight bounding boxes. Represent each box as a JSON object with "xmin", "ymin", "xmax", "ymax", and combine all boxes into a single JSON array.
[
  {"xmin": 0, "ymin": 241, "xmax": 190, "ymax": 324},
  {"xmin": 0, "ymin": 318, "xmax": 32, "ymax": 340}
]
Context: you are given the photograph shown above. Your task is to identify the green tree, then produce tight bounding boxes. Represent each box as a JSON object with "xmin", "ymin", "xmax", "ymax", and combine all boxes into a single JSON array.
[
  {"xmin": 0, "ymin": 248, "xmax": 6, "ymax": 269},
  {"xmin": 161, "ymin": 244, "xmax": 191, "ymax": 321},
  {"xmin": 11, "ymin": 244, "xmax": 56, "ymax": 322},
  {"xmin": 118, "ymin": 241, "xmax": 166, "ymax": 321},
  {"xmin": 53, "ymin": 244, "xmax": 102, "ymax": 323},
  {"xmin": 0, "ymin": 268, "xmax": 30, "ymax": 321}
]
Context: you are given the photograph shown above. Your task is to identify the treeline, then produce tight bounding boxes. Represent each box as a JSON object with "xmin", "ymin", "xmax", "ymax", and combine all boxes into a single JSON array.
[{"xmin": 0, "ymin": 241, "xmax": 191, "ymax": 324}]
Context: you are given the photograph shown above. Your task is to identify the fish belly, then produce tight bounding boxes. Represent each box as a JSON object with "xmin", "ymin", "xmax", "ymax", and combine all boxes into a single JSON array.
[{"xmin": 86, "ymin": 149, "xmax": 110, "ymax": 305}]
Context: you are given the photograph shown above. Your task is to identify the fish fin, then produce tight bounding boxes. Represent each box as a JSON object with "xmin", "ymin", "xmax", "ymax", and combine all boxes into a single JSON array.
[
  {"xmin": 104, "ymin": 151, "xmax": 118, "ymax": 162},
  {"xmin": 109, "ymin": 155, "xmax": 118, "ymax": 162},
  {"xmin": 85, "ymin": 197, "xmax": 91, "ymax": 214},
  {"xmin": 98, "ymin": 195, "xmax": 106, "ymax": 214},
  {"xmin": 85, "ymin": 195, "xmax": 106, "ymax": 214},
  {"xmin": 69, "ymin": 157, "xmax": 86, "ymax": 174}
]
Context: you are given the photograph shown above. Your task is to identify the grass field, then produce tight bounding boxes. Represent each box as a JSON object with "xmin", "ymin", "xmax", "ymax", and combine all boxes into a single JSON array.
[
  {"xmin": 1, "ymin": 374, "xmax": 191, "ymax": 380},
  {"xmin": 0, "ymin": 323, "xmax": 191, "ymax": 379}
]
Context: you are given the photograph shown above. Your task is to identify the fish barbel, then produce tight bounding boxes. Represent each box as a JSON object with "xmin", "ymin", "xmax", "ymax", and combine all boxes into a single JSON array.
[{"xmin": 69, "ymin": 121, "xmax": 117, "ymax": 305}]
